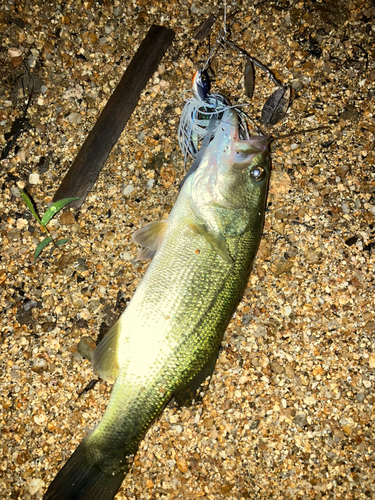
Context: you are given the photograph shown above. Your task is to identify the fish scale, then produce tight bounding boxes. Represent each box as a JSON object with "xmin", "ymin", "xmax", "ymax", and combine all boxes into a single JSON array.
[{"xmin": 43, "ymin": 108, "xmax": 271, "ymax": 500}]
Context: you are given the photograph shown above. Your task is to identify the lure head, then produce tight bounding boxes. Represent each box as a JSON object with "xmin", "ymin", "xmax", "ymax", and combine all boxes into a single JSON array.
[
  {"xmin": 189, "ymin": 108, "xmax": 271, "ymax": 237},
  {"xmin": 191, "ymin": 70, "xmax": 210, "ymax": 101}
]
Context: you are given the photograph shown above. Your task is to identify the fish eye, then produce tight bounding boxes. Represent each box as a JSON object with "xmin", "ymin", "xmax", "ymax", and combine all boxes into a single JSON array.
[{"xmin": 250, "ymin": 166, "xmax": 265, "ymax": 181}]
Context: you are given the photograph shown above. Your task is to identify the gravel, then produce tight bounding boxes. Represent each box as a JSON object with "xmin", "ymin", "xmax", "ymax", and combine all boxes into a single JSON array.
[{"xmin": 0, "ymin": 0, "xmax": 374, "ymax": 499}]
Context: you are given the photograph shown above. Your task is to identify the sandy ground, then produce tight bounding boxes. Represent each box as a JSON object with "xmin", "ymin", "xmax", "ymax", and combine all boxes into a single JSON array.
[{"xmin": 0, "ymin": 0, "xmax": 374, "ymax": 499}]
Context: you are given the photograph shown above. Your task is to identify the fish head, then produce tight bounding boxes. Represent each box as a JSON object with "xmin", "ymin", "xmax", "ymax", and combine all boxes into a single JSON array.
[{"xmin": 190, "ymin": 108, "xmax": 271, "ymax": 235}]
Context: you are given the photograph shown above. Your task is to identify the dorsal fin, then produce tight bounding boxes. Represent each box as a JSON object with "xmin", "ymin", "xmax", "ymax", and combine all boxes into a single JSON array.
[
  {"xmin": 188, "ymin": 223, "xmax": 232, "ymax": 264},
  {"xmin": 132, "ymin": 220, "xmax": 168, "ymax": 260},
  {"xmin": 92, "ymin": 321, "xmax": 121, "ymax": 383}
]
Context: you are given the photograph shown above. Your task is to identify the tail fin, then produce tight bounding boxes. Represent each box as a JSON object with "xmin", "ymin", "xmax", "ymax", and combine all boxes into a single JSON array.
[{"xmin": 43, "ymin": 441, "xmax": 126, "ymax": 500}]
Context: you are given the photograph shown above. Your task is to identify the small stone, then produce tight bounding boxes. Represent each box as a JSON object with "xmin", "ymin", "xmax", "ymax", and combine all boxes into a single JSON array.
[
  {"xmin": 270, "ymin": 361, "xmax": 284, "ymax": 373},
  {"xmin": 356, "ymin": 393, "xmax": 365, "ymax": 403},
  {"xmin": 285, "ymin": 364, "xmax": 295, "ymax": 378},
  {"xmin": 305, "ymin": 248, "xmax": 320, "ymax": 263},
  {"xmin": 10, "ymin": 55, "xmax": 23, "ymax": 68},
  {"xmin": 8, "ymin": 228, "xmax": 21, "ymax": 240},
  {"xmin": 250, "ymin": 419, "xmax": 260, "ymax": 429},
  {"xmin": 294, "ymin": 413, "xmax": 307, "ymax": 428},
  {"xmin": 312, "ymin": 365, "xmax": 324, "ymax": 377},
  {"xmin": 76, "ymin": 258, "xmax": 88, "ymax": 272},
  {"xmin": 29, "ymin": 172, "xmax": 40, "ymax": 185},
  {"xmin": 333, "ymin": 429, "xmax": 344, "ymax": 441},
  {"xmin": 60, "ymin": 211, "xmax": 75, "ymax": 225},
  {"xmin": 77, "ymin": 336, "xmax": 96, "ymax": 361},
  {"xmin": 57, "ymin": 254, "xmax": 76, "ymax": 269},
  {"xmin": 68, "ymin": 112, "xmax": 82, "ymax": 124},
  {"xmin": 257, "ymin": 239, "xmax": 272, "ymax": 260},
  {"xmin": 269, "ymin": 170, "xmax": 292, "ymax": 198},
  {"xmin": 34, "ymin": 413, "xmax": 47, "ymax": 426},
  {"xmin": 79, "ymin": 308, "xmax": 91, "ymax": 321},
  {"xmin": 273, "ymin": 258, "xmax": 293, "ymax": 276},
  {"xmin": 339, "ymin": 105, "xmax": 361, "ymax": 122},
  {"xmin": 304, "ymin": 396, "xmax": 316, "ymax": 405},
  {"xmin": 63, "ymin": 85, "xmax": 84, "ymax": 100},
  {"xmin": 274, "ymin": 208, "xmax": 288, "ymax": 220},
  {"xmin": 28, "ymin": 478, "xmax": 45, "ymax": 495},
  {"xmin": 73, "ymin": 297, "xmax": 85, "ymax": 308},
  {"xmin": 221, "ymin": 484, "xmax": 234, "ymax": 494},
  {"xmin": 203, "ymin": 417, "xmax": 214, "ymax": 429},
  {"xmin": 272, "ymin": 221, "xmax": 285, "ymax": 234},
  {"xmin": 8, "ymin": 47, "xmax": 22, "ymax": 58},
  {"xmin": 176, "ymin": 457, "xmax": 188, "ymax": 473},
  {"xmin": 253, "ymin": 324, "xmax": 267, "ymax": 337},
  {"xmin": 342, "ymin": 425, "xmax": 353, "ymax": 435},
  {"xmin": 11, "ymin": 187, "xmax": 21, "ymax": 198},
  {"xmin": 364, "ymin": 321, "xmax": 375, "ymax": 333},
  {"xmin": 123, "ymin": 185, "xmax": 134, "ymax": 195},
  {"xmin": 369, "ymin": 354, "xmax": 375, "ymax": 368},
  {"xmin": 283, "ymin": 305, "xmax": 292, "ymax": 317},
  {"xmin": 31, "ymin": 358, "xmax": 48, "ymax": 373}
]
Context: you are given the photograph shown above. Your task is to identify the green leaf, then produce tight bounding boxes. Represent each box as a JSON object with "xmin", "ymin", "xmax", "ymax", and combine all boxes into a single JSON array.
[
  {"xmin": 34, "ymin": 237, "xmax": 53, "ymax": 261},
  {"xmin": 19, "ymin": 189, "xmax": 42, "ymax": 224},
  {"xmin": 55, "ymin": 238, "xmax": 69, "ymax": 246},
  {"xmin": 41, "ymin": 197, "xmax": 79, "ymax": 226}
]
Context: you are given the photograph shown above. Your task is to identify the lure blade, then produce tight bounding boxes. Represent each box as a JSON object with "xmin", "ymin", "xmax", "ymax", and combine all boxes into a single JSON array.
[
  {"xmin": 261, "ymin": 85, "xmax": 292, "ymax": 127},
  {"xmin": 244, "ymin": 60, "xmax": 255, "ymax": 100},
  {"xmin": 192, "ymin": 70, "xmax": 210, "ymax": 101}
]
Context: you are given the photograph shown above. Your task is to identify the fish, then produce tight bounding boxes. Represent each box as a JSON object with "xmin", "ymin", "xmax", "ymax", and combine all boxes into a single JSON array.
[{"xmin": 43, "ymin": 107, "xmax": 271, "ymax": 500}]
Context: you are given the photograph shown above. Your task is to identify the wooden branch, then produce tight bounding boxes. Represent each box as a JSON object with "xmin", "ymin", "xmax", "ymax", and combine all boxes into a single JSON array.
[{"xmin": 53, "ymin": 24, "xmax": 175, "ymax": 208}]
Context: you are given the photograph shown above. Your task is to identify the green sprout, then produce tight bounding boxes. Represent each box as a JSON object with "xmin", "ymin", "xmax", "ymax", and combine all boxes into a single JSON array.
[{"xmin": 18, "ymin": 189, "xmax": 79, "ymax": 262}]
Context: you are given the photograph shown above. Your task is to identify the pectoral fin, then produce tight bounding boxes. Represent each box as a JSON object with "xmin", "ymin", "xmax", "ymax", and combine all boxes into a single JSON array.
[
  {"xmin": 92, "ymin": 321, "xmax": 121, "ymax": 383},
  {"xmin": 132, "ymin": 220, "xmax": 168, "ymax": 260},
  {"xmin": 188, "ymin": 223, "xmax": 232, "ymax": 263}
]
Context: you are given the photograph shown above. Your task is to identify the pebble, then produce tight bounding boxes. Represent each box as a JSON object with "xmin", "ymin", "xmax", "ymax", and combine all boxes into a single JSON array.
[
  {"xmin": 29, "ymin": 172, "xmax": 40, "ymax": 185},
  {"xmin": 176, "ymin": 457, "xmax": 188, "ymax": 473},
  {"xmin": 60, "ymin": 210, "xmax": 76, "ymax": 225},
  {"xmin": 123, "ymin": 185, "xmax": 134, "ymax": 195},
  {"xmin": 68, "ymin": 112, "xmax": 82, "ymax": 124},
  {"xmin": 294, "ymin": 413, "xmax": 307, "ymax": 428},
  {"xmin": 28, "ymin": 478, "xmax": 45, "ymax": 495},
  {"xmin": 31, "ymin": 358, "xmax": 48, "ymax": 373},
  {"xmin": 8, "ymin": 228, "xmax": 21, "ymax": 240},
  {"xmin": 79, "ymin": 308, "xmax": 91, "ymax": 321},
  {"xmin": 273, "ymin": 258, "xmax": 293, "ymax": 276},
  {"xmin": 8, "ymin": 47, "xmax": 22, "ymax": 58},
  {"xmin": 77, "ymin": 336, "xmax": 96, "ymax": 361},
  {"xmin": 270, "ymin": 361, "xmax": 284, "ymax": 374},
  {"xmin": 356, "ymin": 393, "xmax": 365, "ymax": 403}
]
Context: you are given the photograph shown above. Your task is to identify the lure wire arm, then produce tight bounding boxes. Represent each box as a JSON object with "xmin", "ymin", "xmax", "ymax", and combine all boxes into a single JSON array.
[{"xmin": 220, "ymin": 38, "xmax": 283, "ymax": 88}]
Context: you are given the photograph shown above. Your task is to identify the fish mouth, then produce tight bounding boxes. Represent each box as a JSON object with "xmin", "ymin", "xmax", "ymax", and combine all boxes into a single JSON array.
[{"xmin": 231, "ymin": 135, "xmax": 271, "ymax": 170}]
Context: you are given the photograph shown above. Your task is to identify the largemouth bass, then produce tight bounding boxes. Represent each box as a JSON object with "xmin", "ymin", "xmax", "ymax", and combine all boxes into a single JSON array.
[{"xmin": 43, "ymin": 108, "xmax": 271, "ymax": 500}]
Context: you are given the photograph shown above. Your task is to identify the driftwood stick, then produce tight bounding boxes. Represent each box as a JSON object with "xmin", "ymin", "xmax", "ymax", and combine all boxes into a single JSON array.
[{"xmin": 53, "ymin": 24, "xmax": 175, "ymax": 208}]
